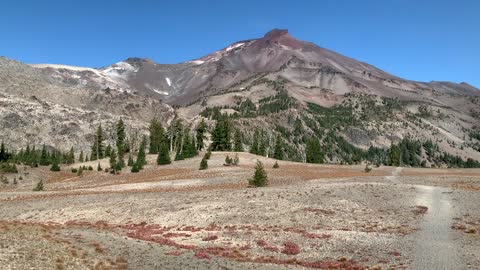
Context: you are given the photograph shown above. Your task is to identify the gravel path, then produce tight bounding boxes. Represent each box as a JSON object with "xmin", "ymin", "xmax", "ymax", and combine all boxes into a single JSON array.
[{"xmin": 410, "ymin": 185, "xmax": 463, "ymax": 269}]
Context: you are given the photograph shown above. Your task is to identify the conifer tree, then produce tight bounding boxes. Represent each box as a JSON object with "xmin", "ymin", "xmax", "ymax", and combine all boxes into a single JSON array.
[
  {"xmin": 68, "ymin": 147, "xmax": 75, "ymax": 164},
  {"xmin": 33, "ymin": 180, "xmax": 44, "ymax": 191},
  {"xmin": 50, "ymin": 161, "xmax": 61, "ymax": 172},
  {"xmin": 149, "ymin": 118, "xmax": 165, "ymax": 154},
  {"xmin": 39, "ymin": 144, "xmax": 50, "ymax": 166},
  {"xmin": 127, "ymin": 154, "xmax": 134, "ymax": 167},
  {"xmin": 211, "ymin": 117, "xmax": 231, "ymax": 151},
  {"xmin": 0, "ymin": 142, "xmax": 6, "ymax": 162},
  {"xmin": 233, "ymin": 129, "xmax": 243, "ymax": 152},
  {"xmin": 250, "ymin": 129, "xmax": 260, "ymax": 155},
  {"xmin": 131, "ymin": 162, "xmax": 140, "ymax": 173},
  {"xmin": 199, "ymin": 157, "xmax": 208, "ymax": 170},
  {"xmin": 91, "ymin": 125, "xmax": 105, "ymax": 160},
  {"xmin": 116, "ymin": 119, "xmax": 126, "ymax": 168},
  {"xmin": 306, "ymin": 138, "xmax": 324, "ymax": 164},
  {"xmin": 157, "ymin": 143, "xmax": 171, "ymax": 165},
  {"xmin": 196, "ymin": 119, "xmax": 208, "ymax": 151},
  {"xmin": 97, "ymin": 162, "xmax": 102, "ymax": 171},
  {"xmin": 136, "ymin": 137, "xmax": 147, "ymax": 168},
  {"xmin": 389, "ymin": 144, "xmax": 401, "ymax": 166},
  {"xmin": 79, "ymin": 150, "xmax": 84, "ymax": 163},
  {"xmin": 109, "ymin": 149, "xmax": 117, "ymax": 173},
  {"xmin": 273, "ymin": 134, "xmax": 284, "ymax": 160},
  {"xmin": 105, "ymin": 144, "xmax": 112, "ymax": 157},
  {"xmin": 273, "ymin": 161, "xmax": 280, "ymax": 169},
  {"xmin": 249, "ymin": 160, "xmax": 268, "ymax": 187}
]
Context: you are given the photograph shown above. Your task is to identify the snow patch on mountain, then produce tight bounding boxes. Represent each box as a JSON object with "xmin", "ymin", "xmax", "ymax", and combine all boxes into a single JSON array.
[{"xmin": 165, "ymin": 77, "xmax": 171, "ymax": 86}]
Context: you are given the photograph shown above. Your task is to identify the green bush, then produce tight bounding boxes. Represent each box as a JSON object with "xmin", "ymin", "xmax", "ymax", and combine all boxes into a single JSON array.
[
  {"xmin": 199, "ymin": 158, "xmax": 208, "ymax": 170},
  {"xmin": 249, "ymin": 160, "xmax": 268, "ymax": 187},
  {"xmin": 131, "ymin": 163, "xmax": 140, "ymax": 173},
  {"xmin": 50, "ymin": 162, "xmax": 61, "ymax": 172},
  {"xmin": 33, "ymin": 180, "xmax": 44, "ymax": 191},
  {"xmin": 273, "ymin": 161, "xmax": 280, "ymax": 169}
]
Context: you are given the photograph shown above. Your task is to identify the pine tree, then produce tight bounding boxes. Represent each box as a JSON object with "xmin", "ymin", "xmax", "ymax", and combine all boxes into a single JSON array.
[
  {"xmin": 306, "ymin": 138, "xmax": 324, "ymax": 164},
  {"xmin": 389, "ymin": 144, "xmax": 401, "ymax": 166},
  {"xmin": 116, "ymin": 119, "xmax": 126, "ymax": 168},
  {"xmin": 249, "ymin": 160, "xmax": 268, "ymax": 187},
  {"xmin": 250, "ymin": 129, "xmax": 260, "ymax": 155},
  {"xmin": 211, "ymin": 117, "xmax": 231, "ymax": 151},
  {"xmin": 157, "ymin": 143, "xmax": 171, "ymax": 165},
  {"xmin": 273, "ymin": 134, "xmax": 284, "ymax": 160},
  {"xmin": 79, "ymin": 150, "xmax": 84, "ymax": 163},
  {"xmin": 127, "ymin": 154, "xmax": 134, "ymax": 167},
  {"xmin": 136, "ymin": 136, "xmax": 147, "ymax": 168},
  {"xmin": 149, "ymin": 118, "xmax": 165, "ymax": 154},
  {"xmin": 131, "ymin": 162, "xmax": 140, "ymax": 173},
  {"xmin": 105, "ymin": 144, "xmax": 112, "ymax": 158},
  {"xmin": 199, "ymin": 157, "xmax": 208, "ymax": 170},
  {"xmin": 109, "ymin": 149, "xmax": 117, "ymax": 173},
  {"xmin": 68, "ymin": 147, "xmax": 75, "ymax": 164},
  {"xmin": 91, "ymin": 125, "xmax": 105, "ymax": 160},
  {"xmin": 50, "ymin": 161, "xmax": 61, "ymax": 171},
  {"xmin": 0, "ymin": 142, "xmax": 6, "ymax": 162},
  {"xmin": 97, "ymin": 162, "xmax": 102, "ymax": 171},
  {"xmin": 175, "ymin": 148, "xmax": 184, "ymax": 161},
  {"xmin": 196, "ymin": 119, "xmax": 208, "ymax": 151},
  {"xmin": 33, "ymin": 180, "xmax": 44, "ymax": 191},
  {"xmin": 204, "ymin": 149, "xmax": 212, "ymax": 160},
  {"xmin": 39, "ymin": 144, "xmax": 50, "ymax": 166},
  {"xmin": 273, "ymin": 161, "xmax": 280, "ymax": 169},
  {"xmin": 233, "ymin": 129, "xmax": 243, "ymax": 152}
]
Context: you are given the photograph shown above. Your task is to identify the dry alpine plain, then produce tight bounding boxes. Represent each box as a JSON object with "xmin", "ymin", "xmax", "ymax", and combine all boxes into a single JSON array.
[{"xmin": 1, "ymin": 152, "xmax": 480, "ymax": 270}]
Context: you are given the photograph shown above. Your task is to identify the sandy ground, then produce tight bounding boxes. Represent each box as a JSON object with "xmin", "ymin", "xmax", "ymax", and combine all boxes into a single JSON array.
[{"xmin": 1, "ymin": 152, "xmax": 480, "ymax": 269}]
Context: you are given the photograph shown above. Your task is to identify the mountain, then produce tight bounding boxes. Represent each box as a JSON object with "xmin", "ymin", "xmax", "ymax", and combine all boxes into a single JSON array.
[{"xmin": 1, "ymin": 29, "xmax": 479, "ymax": 165}]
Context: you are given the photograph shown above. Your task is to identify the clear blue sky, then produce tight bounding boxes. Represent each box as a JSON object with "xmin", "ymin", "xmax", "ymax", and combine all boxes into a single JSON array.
[{"xmin": 1, "ymin": 0, "xmax": 479, "ymax": 87}]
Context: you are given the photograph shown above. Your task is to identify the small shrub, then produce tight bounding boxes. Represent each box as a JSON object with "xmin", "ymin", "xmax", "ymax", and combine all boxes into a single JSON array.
[
  {"xmin": 199, "ymin": 158, "xmax": 208, "ymax": 170},
  {"xmin": 1, "ymin": 176, "xmax": 8, "ymax": 184},
  {"xmin": 364, "ymin": 163, "xmax": 372, "ymax": 173},
  {"xmin": 224, "ymin": 155, "xmax": 233, "ymax": 166},
  {"xmin": 71, "ymin": 168, "xmax": 78, "ymax": 173},
  {"xmin": 13, "ymin": 178, "xmax": 17, "ymax": 185},
  {"xmin": 204, "ymin": 150, "xmax": 212, "ymax": 160},
  {"xmin": 33, "ymin": 180, "xmax": 44, "ymax": 191},
  {"xmin": 50, "ymin": 162, "xmax": 61, "ymax": 172},
  {"xmin": 19, "ymin": 176, "xmax": 23, "ymax": 180},
  {"xmin": 77, "ymin": 167, "xmax": 83, "ymax": 176},
  {"xmin": 233, "ymin": 154, "xmax": 239, "ymax": 166},
  {"xmin": 87, "ymin": 166, "xmax": 93, "ymax": 171},
  {"xmin": 131, "ymin": 163, "xmax": 140, "ymax": 173},
  {"xmin": 1, "ymin": 163, "xmax": 18, "ymax": 173},
  {"xmin": 249, "ymin": 160, "xmax": 268, "ymax": 187},
  {"xmin": 273, "ymin": 161, "xmax": 280, "ymax": 169},
  {"xmin": 97, "ymin": 163, "xmax": 102, "ymax": 171}
]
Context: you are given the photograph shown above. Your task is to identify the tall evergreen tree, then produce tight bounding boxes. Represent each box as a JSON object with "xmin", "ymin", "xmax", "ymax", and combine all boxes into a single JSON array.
[
  {"xmin": 116, "ymin": 119, "xmax": 126, "ymax": 168},
  {"xmin": 79, "ymin": 150, "xmax": 84, "ymax": 163},
  {"xmin": 211, "ymin": 117, "xmax": 231, "ymax": 151},
  {"xmin": 109, "ymin": 149, "xmax": 118, "ymax": 173},
  {"xmin": 136, "ymin": 136, "xmax": 147, "ymax": 168},
  {"xmin": 68, "ymin": 147, "xmax": 75, "ymax": 164},
  {"xmin": 306, "ymin": 138, "xmax": 324, "ymax": 164},
  {"xmin": 233, "ymin": 129, "xmax": 243, "ymax": 152},
  {"xmin": 39, "ymin": 144, "xmax": 50, "ymax": 166},
  {"xmin": 0, "ymin": 142, "xmax": 6, "ymax": 162},
  {"xmin": 273, "ymin": 134, "xmax": 284, "ymax": 160},
  {"xmin": 388, "ymin": 144, "xmax": 401, "ymax": 166},
  {"xmin": 249, "ymin": 160, "xmax": 268, "ymax": 187},
  {"xmin": 157, "ymin": 143, "xmax": 171, "ymax": 165},
  {"xmin": 149, "ymin": 118, "xmax": 165, "ymax": 154},
  {"xmin": 196, "ymin": 119, "xmax": 208, "ymax": 151},
  {"xmin": 250, "ymin": 129, "xmax": 260, "ymax": 155},
  {"xmin": 91, "ymin": 125, "xmax": 105, "ymax": 160}
]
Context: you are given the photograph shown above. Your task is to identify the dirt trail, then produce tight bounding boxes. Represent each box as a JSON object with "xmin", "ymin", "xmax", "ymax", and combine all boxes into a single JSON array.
[
  {"xmin": 385, "ymin": 168, "xmax": 463, "ymax": 269},
  {"xmin": 409, "ymin": 185, "xmax": 463, "ymax": 269}
]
